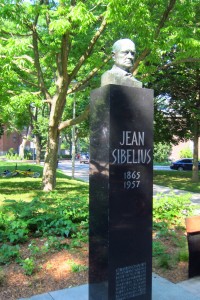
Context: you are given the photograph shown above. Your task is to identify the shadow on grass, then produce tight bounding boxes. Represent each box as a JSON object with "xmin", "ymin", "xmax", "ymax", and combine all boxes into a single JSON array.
[{"xmin": 153, "ymin": 170, "xmax": 200, "ymax": 193}]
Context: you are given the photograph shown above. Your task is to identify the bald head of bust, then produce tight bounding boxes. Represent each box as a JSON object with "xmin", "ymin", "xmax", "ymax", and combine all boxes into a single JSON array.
[
  {"xmin": 112, "ymin": 39, "xmax": 136, "ymax": 72},
  {"xmin": 101, "ymin": 38, "xmax": 142, "ymax": 88}
]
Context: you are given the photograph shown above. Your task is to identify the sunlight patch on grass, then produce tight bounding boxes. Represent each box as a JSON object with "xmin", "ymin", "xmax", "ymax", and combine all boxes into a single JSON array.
[
  {"xmin": 154, "ymin": 170, "xmax": 200, "ymax": 193},
  {"xmin": 0, "ymin": 161, "xmax": 88, "ymax": 205}
]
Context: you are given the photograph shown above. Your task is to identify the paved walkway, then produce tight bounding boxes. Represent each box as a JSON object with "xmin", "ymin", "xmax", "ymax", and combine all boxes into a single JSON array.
[
  {"xmin": 19, "ymin": 274, "xmax": 200, "ymax": 300},
  {"xmin": 153, "ymin": 185, "xmax": 200, "ymax": 206}
]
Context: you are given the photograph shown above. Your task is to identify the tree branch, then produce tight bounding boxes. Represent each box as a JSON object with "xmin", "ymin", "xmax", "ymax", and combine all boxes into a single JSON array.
[
  {"xmin": 160, "ymin": 57, "xmax": 200, "ymax": 69},
  {"xmin": 133, "ymin": 48, "xmax": 151, "ymax": 74},
  {"xmin": 14, "ymin": 55, "xmax": 34, "ymax": 64},
  {"xmin": 141, "ymin": 57, "xmax": 200, "ymax": 79},
  {"xmin": 69, "ymin": 17, "xmax": 107, "ymax": 79},
  {"xmin": 155, "ymin": 0, "xmax": 176, "ymax": 39},
  {"xmin": 58, "ymin": 104, "xmax": 90, "ymax": 131},
  {"xmin": 32, "ymin": 25, "xmax": 52, "ymax": 101},
  {"xmin": 133, "ymin": 0, "xmax": 177, "ymax": 74},
  {"xmin": 67, "ymin": 55, "xmax": 112, "ymax": 94},
  {"xmin": 0, "ymin": 29, "xmax": 32, "ymax": 37}
]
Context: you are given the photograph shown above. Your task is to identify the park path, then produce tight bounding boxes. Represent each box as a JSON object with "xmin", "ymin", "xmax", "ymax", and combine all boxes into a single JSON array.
[{"xmin": 153, "ymin": 184, "xmax": 200, "ymax": 208}]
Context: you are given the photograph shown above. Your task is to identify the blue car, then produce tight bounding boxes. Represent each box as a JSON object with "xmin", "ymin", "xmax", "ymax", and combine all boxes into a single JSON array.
[{"xmin": 170, "ymin": 158, "xmax": 200, "ymax": 171}]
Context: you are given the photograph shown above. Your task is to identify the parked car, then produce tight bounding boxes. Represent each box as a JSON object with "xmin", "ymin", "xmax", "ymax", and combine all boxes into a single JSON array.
[
  {"xmin": 80, "ymin": 153, "xmax": 89, "ymax": 164},
  {"xmin": 170, "ymin": 158, "xmax": 200, "ymax": 171}
]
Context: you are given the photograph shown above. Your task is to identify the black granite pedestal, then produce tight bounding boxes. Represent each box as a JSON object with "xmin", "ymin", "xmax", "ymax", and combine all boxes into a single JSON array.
[{"xmin": 89, "ymin": 85, "xmax": 153, "ymax": 300}]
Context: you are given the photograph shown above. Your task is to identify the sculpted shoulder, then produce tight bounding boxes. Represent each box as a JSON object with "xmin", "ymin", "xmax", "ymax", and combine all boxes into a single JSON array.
[{"xmin": 101, "ymin": 68, "xmax": 142, "ymax": 88}]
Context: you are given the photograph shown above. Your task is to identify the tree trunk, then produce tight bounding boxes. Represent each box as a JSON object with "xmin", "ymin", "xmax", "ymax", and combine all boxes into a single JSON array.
[
  {"xmin": 19, "ymin": 138, "xmax": 27, "ymax": 160},
  {"xmin": 42, "ymin": 126, "xmax": 59, "ymax": 191},
  {"xmin": 19, "ymin": 126, "xmax": 32, "ymax": 159},
  {"xmin": 192, "ymin": 120, "xmax": 199, "ymax": 182},
  {"xmin": 35, "ymin": 134, "xmax": 42, "ymax": 164}
]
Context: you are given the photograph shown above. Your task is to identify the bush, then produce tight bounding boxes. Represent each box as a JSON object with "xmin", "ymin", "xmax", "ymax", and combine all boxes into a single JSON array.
[
  {"xmin": 24, "ymin": 149, "xmax": 33, "ymax": 160},
  {"xmin": 180, "ymin": 147, "xmax": 193, "ymax": 158},
  {"xmin": 153, "ymin": 192, "xmax": 193, "ymax": 228},
  {"xmin": 20, "ymin": 257, "xmax": 36, "ymax": 275},
  {"xmin": 0, "ymin": 193, "xmax": 88, "ymax": 244},
  {"xmin": 154, "ymin": 142, "xmax": 172, "ymax": 163},
  {"xmin": 0, "ymin": 244, "xmax": 20, "ymax": 264}
]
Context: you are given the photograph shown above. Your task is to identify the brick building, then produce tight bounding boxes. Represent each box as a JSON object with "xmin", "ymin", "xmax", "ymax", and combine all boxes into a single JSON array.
[
  {"xmin": 0, "ymin": 130, "xmax": 22, "ymax": 155},
  {"xmin": 169, "ymin": 139, "xmax": 200, "ymax": 161}
]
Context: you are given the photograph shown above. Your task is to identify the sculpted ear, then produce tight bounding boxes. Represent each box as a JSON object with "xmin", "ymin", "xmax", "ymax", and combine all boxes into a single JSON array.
[{"xmin": 112, "ymin": 51, "xmax": 115, "ymax": 61}]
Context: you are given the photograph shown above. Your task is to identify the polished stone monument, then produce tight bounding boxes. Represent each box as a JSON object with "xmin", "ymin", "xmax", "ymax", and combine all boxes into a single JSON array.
[{"xmin": 89, "ymin": 39, "xmax": 153, "ymax": 300}]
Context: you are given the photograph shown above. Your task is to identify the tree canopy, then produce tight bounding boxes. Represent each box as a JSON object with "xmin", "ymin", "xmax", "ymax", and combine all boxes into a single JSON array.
[{"xmin": 0, "ymin": 0, "xmax": 200, "ymax": 189}]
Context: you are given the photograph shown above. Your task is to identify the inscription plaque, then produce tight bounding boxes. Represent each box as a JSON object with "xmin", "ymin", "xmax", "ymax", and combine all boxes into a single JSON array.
[
  {"xmin": 116, "ymin": 263, "xmax": 146, "ymax": 300},
  {"xmin": 89, "ymin": 85, "xmax": 153, "ymax": 300}
]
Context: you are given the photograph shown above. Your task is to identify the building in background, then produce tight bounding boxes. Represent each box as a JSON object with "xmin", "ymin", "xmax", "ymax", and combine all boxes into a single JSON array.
[
  {"xmin": 170, "ymin": 139, "xmax": 200, "ymax": 161},
  {"xmin": 0, "ymin": 130, "xmax": 22, "ymax": 155}
]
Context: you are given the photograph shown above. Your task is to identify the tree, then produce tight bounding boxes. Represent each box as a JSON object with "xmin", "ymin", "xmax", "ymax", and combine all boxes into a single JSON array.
[
  {"xmin": 1, "ymin": 0, "xmax": 200, "ymax": 190},
  {"xmin": 151, "ymin": 61, "xmax": 200, "ymax": 181},
  {"xmin": 154, "ymin": 142, "xmax": 172, "ymax": 163}
]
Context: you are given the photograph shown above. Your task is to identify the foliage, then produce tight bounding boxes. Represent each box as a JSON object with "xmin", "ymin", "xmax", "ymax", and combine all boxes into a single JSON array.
[
  {"xmin": 152, "ymin": 63, "xmax": 200, "ymax": 140},
  {"xmin": 177, "ymin": 248, "xmax": 188, "ymax": 262},
  {"xmin": 20, "ymin": 257, "xmax": 36, "ymax": 276},
  {"xmin": 153, "ymin": 191, "xmax": 195, "ymax": 271},
  {"xmin": 154, "ymin": 142, "xmax": 172, "ymax": 163},
  {"xmin": 155, "ymin": 253, "xmax": 171, "ymax": 269},
  {"xmin": 153, "ymin": 192, "xmax": 193, "ymax": 227},
  {"xmin": 0, "ymin": 193, "xmax": 88, "ymax": 244},
  {"xmin": 154, "ymin": 170, "xmax": 200, "ymax": 193},
  {"xmin": 0, "ymin": 168, "xmax": 88, "ymax": 269},
  {"xmin": 1, "ymin": 0, "xmax": 200, "ymax": 190},
  {"xmin": 179, "ymin": 147, "xmax": 193, "ymax": 159},
  {"xmin": 153, "ymin": 240, "xmax": 166, "ymax": 257},
  {"xmin": 67, "ymin": 259, "xmax": 88, "ymax": 273},
  {"xmin": 44, "ymin": 236, "xmax": 69, "ymax": 251},
  {"xmin": 0, "ymin": 244, "xmax": 20, "ymax": 264}
]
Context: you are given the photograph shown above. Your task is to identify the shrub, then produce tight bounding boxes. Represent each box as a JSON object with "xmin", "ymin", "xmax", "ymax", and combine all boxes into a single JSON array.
[
  {"xmin": 153, "ymin": 192, "xmax": 193, "ymax": 228},
  {"xmin": 24, "ymin": 149, "xmax": 33, "ymax": 160},
  {"xmin": 180, "ymin": 147, "xmax": 193, "ymax": 159},
  {"xmin": 20, "ymin": 257, "xmax": 36, "ymax": 275},
  {"xmin": 154, "ymin": 142, "xmax": 172, "ymax": 163},
  {"xmin": 67, "ymin": 260, "xmax": 88, "ymax": 273},
  {"xmin": 0, "ymin": 244, "xmax": 20, "ymax": 264},
  {"xmin": 153, "ymin": 241, "xmax": 166, "ymax": 256},
  {"xmin": 155, "ymin": 253, "xmax": 172, "ymax": 269},
  {"xmin": 0, "ymin": 193, "xmax": 88, "ymax": 244}
]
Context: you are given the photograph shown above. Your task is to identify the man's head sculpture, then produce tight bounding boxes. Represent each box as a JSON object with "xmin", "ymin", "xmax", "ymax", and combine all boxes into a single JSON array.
[
  {"xmin": 112, "ymin": 39, "xmax": 136, "ymax": 73},
  {"xmin": 101, "ymin": 38, "xmax": 142, "ymax": 88}
]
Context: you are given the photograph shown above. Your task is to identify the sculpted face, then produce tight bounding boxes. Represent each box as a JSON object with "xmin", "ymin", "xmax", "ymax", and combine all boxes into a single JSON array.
[{"xmin": 112, "ymin": 39, "xmax": 136, "ymax": 72}]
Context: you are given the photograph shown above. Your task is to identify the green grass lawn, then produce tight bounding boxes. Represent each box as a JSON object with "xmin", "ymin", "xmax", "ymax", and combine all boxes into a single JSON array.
[
  {"xmin": 1, "ymin": 162, "xmax": 200, "ymax": 203},
  {"xmin": 0, "ymin": 161, "xmax": 88, "ymax": 204},
  {"xmin": 154, "ymin": 170, "xmax": 200, "ymax": 193}
]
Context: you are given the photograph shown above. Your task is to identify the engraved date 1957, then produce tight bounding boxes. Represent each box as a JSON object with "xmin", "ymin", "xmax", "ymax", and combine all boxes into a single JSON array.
[{"xmin": 123, "ymin": 171, "xmax": 140, "ymax": 189}]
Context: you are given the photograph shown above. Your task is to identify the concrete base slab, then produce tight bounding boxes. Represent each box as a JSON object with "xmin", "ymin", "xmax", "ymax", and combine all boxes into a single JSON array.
[
  {"xmin": 177, "ymin": 276, "xmax": 200, "ymax": 297},
  {"xmin": 19, "ymin": 273, "xmax": 200, "ymax": 300},
  {"xmin": 152, "ymin": 274, "xmax": 200, "ymax": 300}
]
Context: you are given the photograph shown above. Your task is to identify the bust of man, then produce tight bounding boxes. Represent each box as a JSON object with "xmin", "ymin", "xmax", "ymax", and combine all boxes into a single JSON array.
[{"xmin": 101, "ymin": 39, "xmax": 142, "ymax": 88}]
